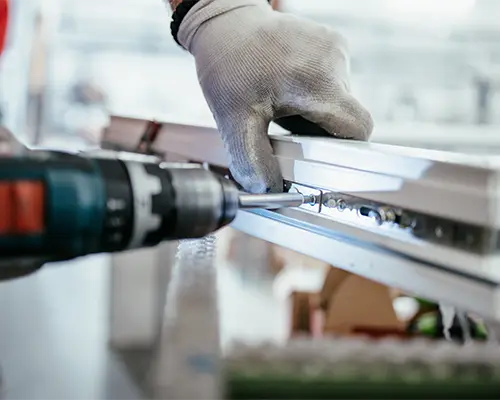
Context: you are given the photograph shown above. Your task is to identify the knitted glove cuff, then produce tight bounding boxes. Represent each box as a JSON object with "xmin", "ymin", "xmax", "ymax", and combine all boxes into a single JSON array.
[{"xmin": 171, "ymin": 0, "xmax": 271, "ymax": 46}]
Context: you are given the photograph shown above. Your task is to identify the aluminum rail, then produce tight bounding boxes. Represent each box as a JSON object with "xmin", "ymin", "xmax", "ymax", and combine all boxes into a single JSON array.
[
  {"xmin": 102, "ymin": 115, "xmax": 500, "ymax": 321},
  {"xmin": 372, "ymin": 124, "xmax": 500, "ymax": 154}
]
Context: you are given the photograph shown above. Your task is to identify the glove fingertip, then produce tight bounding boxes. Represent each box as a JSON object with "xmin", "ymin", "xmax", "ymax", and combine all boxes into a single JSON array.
[
  {"xmin": 323, "ymin": 95, "xmax": 375, "ymax": 142},
  {"xmin": 349, "ymin": 106, "xmax": 374, "ymax": 142},
  {"xmin": 217, "ymin": 114, "xmax": 284, "ymax": 194}
]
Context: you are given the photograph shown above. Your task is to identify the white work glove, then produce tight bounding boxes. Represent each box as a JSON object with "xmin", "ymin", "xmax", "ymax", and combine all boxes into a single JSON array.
[{"xmin": 177, "ymin": 0, "xmax": 373, "ymax": 193}]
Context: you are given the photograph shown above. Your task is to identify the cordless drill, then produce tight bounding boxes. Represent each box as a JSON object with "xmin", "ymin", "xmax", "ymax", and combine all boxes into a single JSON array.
[
  {"xmin": 0, "ymin": 149, "xmax": 313, "ymax": 281},
  {"xmin": 0, "ymin": 150, "xmax": 239, "ymax": 279}
]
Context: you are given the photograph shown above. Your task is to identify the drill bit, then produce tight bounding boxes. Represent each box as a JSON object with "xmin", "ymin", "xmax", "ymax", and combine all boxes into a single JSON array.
[{"xmin": 238, "ymin": 192, "xmax": 317, "ymax": 210}]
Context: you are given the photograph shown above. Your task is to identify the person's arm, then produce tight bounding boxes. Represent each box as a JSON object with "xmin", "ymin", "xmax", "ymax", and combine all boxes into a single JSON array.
[
  {"xmin": 168, "ymin": 0, "xmax": 182, "ymax": 11},
  {"xmin": 168, "ymin": 0, "xmax": 279, "ymax": 11}
]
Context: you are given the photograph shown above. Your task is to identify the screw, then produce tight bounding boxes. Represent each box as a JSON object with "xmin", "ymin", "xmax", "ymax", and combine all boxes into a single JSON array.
[
  {"xmin": 325, "ymin": 198, "xmax": 337, "ymax": 208},
  {"xmin": 435, "ymin": 226, "xmax": 444, "ymax": 238},
  {"xmin": 337, "ymin": 200, "xmax": 347, "ymax": 212},
  {"xmin": 399, "ymin": 214, "xmax": 416, "ymax": 229},
  {"xmin": 322, "ymin": 194, "xmax": 338, "ymax": 208},
  {"xmin": 368, "ymin": 210, "xmax": 383, "ymax": 225},
  {"xmin": 379, "ymin": 208, "xmax": 397, "ymax": 223}
]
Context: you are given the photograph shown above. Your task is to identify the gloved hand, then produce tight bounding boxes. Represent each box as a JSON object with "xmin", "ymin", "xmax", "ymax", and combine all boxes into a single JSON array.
[{"xmin": 177, "ymin": 0, "xmax": 373, "ymax": 193}]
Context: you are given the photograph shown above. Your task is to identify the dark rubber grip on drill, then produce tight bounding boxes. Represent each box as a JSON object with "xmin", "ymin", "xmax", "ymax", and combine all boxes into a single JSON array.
[{"xmin": 95, "ymin": 159, "xmax": 134, "ymax": 252}]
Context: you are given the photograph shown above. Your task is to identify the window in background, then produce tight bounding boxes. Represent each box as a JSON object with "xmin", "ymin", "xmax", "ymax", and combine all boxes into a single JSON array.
[
  {"xmin": 44, "ymin": 0, "xmax": 211, "ymax": 146},
  {"xmin": 286, "ymin": 0, "xmax": 500, "ymax": 147},
  {"xmin": 43, "ymin": 0, "xmax": 500, "ymax": 147}
]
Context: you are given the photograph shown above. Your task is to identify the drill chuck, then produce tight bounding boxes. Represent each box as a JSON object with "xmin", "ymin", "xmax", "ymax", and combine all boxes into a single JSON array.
[
  {"xmin": 122, "ymin": 160, "xmax": 239, "ymax": 247},
  {"xmin": 164, "ymin": 166, "xmax": 239, "ymax": 240}
]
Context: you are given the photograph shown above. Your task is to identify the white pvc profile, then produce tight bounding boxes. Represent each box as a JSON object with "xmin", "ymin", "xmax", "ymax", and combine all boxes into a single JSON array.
[{"xmin": 102, "ymin": 115, "xmax": 500, "ymax": 320}]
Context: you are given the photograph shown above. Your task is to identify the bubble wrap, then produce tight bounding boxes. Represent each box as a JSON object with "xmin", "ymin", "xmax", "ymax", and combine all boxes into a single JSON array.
[
  {"xmin": 152, "ymin": 237, "xmax": 222, "ymax": 400},
  {"xmin": 178, "ymin": 0, "xmax": 373, "ymax": 193}
]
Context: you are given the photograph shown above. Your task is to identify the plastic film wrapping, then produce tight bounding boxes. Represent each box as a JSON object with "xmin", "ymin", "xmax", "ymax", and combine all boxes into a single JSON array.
[{"xmin": 152, "ymin": 236, "xmax": 222, "ymax": 400}]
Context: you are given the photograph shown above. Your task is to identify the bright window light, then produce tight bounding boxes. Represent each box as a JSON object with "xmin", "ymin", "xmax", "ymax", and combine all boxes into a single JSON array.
[
  {"xmin": 285, "ymin": 0, "xmax": 476, "ymax": 28},
  {"xmin": 384, "ymin": 0, "xmax": 476, "ymax": 26}
]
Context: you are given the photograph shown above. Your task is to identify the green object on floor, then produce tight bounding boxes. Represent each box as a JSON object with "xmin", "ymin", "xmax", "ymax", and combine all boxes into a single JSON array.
[
  {"xmin": 475, "ymin": 320, "xmax": 488, "ymax": 339},
  {"xmin": 411, "ymin": 311, "xmax": 489, "ymax": 341},
  {"xmin": 414, "ymin": 297, "xmax": 437, "ymax": 309},
  {"xmin": 225, "ymin": 338, "xmax": 500, "ymax": 399},
  {"xmin": 416, "ymin": 313, "xmax": 438, "ymax": 336},
  {"xmin": 227, "ymin": 373, "xmax": 500, "ymax": 399},
  {"xmin": 226, "ymin": 353, "xmax": 500, "ymax": 399}
]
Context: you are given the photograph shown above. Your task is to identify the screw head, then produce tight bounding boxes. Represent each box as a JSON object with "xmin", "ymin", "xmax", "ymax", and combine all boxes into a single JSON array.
[
  {"xmin": 435, "ymin": 226, "xmax": 444, "ymax": 238},
  {"xmin": 325, "ymin": 198, "xmax": 337, "ymax": 208},
  {"xmin": 337, "ymin": 200, "xmax": 347, "ymax": 212}
]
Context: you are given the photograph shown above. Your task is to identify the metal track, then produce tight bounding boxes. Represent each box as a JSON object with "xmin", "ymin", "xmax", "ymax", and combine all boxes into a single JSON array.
[
  {"xmin": 101, "ymin": 116, "xmax": 500, "ymax": 321},
  {"xmin": 290, "ymin": 182, "xmax": 499, "ymax": 255},
  {"xmin": 102, "ymin": 117, "xmax": 500, "ymax": 228}
]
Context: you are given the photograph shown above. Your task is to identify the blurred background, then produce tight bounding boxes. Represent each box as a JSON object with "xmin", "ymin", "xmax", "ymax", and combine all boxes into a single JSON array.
[
  {"xmin": 1, "ymin": 0, "xmax": 499, "ymax": 150},
  {"xmin": 0, "ymin": 2, "xmax": 499, "ymax": 398}
]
